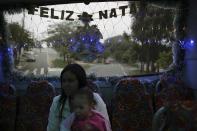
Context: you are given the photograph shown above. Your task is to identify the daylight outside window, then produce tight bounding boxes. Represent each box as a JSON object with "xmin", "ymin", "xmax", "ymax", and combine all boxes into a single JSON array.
[{"xmin": 6, "ymin": 1, "xmax": 173, "ymax": 78}]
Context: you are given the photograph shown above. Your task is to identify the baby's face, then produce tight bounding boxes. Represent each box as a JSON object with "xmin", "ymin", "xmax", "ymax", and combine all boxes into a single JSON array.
[{"xmin": 72, "ymin": 95, "xmax": 91, "ymax": 118}]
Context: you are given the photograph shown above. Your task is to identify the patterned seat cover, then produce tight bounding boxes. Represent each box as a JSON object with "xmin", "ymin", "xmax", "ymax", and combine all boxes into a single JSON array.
[
  {"xmin": 112, "ymin": 78, "xmax": 153, "ymax": 131},
  {"xmin": 155, "ymin": 76, "xmax": 194, "ymax": 110},
  {"xmin": 153, "ymin": 101, "xmax": 197, "ymax": 131},
  {"xmin": 16, "ymin": 81, "xmax": 56, "ymax": 131},
  {"xmin": 0, "ymin": 84, "xmax": 16, "ymax": 131}
]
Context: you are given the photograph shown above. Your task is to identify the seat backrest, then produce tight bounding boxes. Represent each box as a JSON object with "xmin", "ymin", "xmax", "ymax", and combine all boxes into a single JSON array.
[
  {"xmin": 16, "ymin": 80, "xmax": 56, "ymax": 131},
  {"xmin": 153, "ymin": 101, "xmax": 197, "ymax": 131},
  {"xmin": 155, "ymin": 78, "xmax": 194, "ymax": 110},
  {"xmin": 112, "ymin": 78, "xmax": 153, "ymax": 131},
  {"xmin": 0, "ymin": 83, "xmax": 16, "ymax": 95},
  {"xmin": 0, "ymin": 84, "xmax": 17, "ymax": 131},
  {"xmin": 87, "ymin": 80, "xmax": 102, "ymax": 95}
]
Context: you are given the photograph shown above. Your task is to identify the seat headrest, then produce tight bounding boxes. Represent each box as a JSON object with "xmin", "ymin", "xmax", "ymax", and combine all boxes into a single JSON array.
[
  {"xmin": 0, "ymin": 83, "xmax": 16, "ymax": 95},
  {"xmin": 26, "ymin": 81, "xmax": 55, "ymax": 95}
]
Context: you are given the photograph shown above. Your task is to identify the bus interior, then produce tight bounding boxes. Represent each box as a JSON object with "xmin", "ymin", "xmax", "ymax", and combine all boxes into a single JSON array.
[{"xmin": 1, "ymin": 0, "xmax": 197, "ymax": 131}]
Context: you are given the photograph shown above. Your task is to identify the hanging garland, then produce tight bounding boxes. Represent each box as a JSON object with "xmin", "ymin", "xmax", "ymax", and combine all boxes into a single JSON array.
[
  {"xmin": 0, "ymin": 44, "xmax": 14, "ymax": 83},
  {"xmin": 0, "ymin": 12, "xmax": 14, "ymax": 83},
  {"xmin": 27, "ymin": 5, "xmax": 132, "ymax": 21}
]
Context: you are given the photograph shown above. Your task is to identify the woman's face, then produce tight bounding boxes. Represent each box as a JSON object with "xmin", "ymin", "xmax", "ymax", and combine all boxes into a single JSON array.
[{"xmin": 61, "ymin": 71, "xmax": 79, "ymax": 96}]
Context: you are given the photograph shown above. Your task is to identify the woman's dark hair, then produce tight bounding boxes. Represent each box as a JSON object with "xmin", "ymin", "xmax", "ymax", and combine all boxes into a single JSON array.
[{"xmin": 59, "ymin": 64, "xmax": 87, "ymax": 120}]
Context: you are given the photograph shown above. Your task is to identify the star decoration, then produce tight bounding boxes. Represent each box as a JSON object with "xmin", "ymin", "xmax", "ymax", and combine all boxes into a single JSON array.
[{"xmin": 78, "ymin": 12, "xmax": 93, "ymax": 24}]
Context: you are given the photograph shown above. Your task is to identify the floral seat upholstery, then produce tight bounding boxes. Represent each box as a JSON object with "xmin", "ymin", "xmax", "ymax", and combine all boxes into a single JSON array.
[
  {"xmin": 16, "ymin": 81, "xmax": 56, "ymax": 131},
  {"xmin": 153, "ymin": 101, "xmax": 197, "ymax": 131},
  {"xmin": 112, "ymin": 78, "xmax": 153, "ymax": 131},
  {"xmin": 155, "ymin": 76, "xmax": 194, "ymax": 110},
  {"xmin": 0, "ymin": 84, "xmax": 16, "ymax": 131}
]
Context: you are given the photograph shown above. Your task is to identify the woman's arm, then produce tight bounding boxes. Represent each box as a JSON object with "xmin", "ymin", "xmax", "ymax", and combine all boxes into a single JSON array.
[
  {"xmin": 93, "ymin": 93, "xmax": 110, "ymax": 123},
  {"xmin": 47, "ymin": 96, "xmax": 60, "ymax": 131}
]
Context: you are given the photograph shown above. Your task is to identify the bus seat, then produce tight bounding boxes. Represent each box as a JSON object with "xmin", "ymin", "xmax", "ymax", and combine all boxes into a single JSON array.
[
  {"xmin": 141, "ymin": 80, "xmax": 158, "ymax": 113},
  {"xmin": 155, "ymin": 78, "xmax": 194, "ymax": 111},
  {"xmin": 87, "ymin": 79, "xmax": 102, "ymax": 96},
  {"xmin": 16, "ymin": 81, "xmax": 56, "ymax": 131},
  {"xmin": 0, "ymin": 84, "xmax": 17, "ymax": 131},
  {"xmin": 153, "ymin": 101, "xmax": 197, "ymax": 131},
  {"xmin": 111, "ymin": 78, "xmax": 153, "ymax": 131}
]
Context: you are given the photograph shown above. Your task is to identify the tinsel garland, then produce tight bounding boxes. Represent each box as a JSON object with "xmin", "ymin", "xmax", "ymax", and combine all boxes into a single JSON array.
[
  {"xmin": 162, "ymin": 1, "xmax": 188, "ymax": 80},
  {"xmin": 0, "ymin": 45, "xmax": 14, "ymax": 83},
  {"xmin": 132, "ymin": 1, "xmax": 188, "ymax": 79},
  {"xmin": 0, "ymin": 11, "xmax": 13, "ymax": 83}
]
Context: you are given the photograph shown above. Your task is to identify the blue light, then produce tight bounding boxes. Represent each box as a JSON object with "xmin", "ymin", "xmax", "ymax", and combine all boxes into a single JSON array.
[
  {"xmin": 96, "ymin": 42, "xmax": 104, "ymax": 53},
  {"xmin": 186, "ymin": 39, "xmax": 195, "ymax": 48},
  {"xmin": 7, "ymin": 48, "xmax": 11, "ymax": 52},
  {"xmin": 190, "ymin": 40, "xmax": 194, "ymax": 44},
  {"xmin": 180, "ymin": 39, "xmax": 195, "ymax": 49},
  {"xmin": 190, "ymin": 42, "xmax": 194, "ymax": 47}
]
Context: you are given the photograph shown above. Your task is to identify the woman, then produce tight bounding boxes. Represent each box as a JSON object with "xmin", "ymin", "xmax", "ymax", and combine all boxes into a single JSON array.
[{"xmin": 47, "ymin": 64, "xmax": 110, "ymax": 131}]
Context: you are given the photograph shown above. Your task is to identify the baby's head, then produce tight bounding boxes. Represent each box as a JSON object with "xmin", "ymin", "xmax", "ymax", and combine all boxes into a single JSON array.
[{"xmin": 71, "ymin": 88, "xmax": 96, "ymax": 117}]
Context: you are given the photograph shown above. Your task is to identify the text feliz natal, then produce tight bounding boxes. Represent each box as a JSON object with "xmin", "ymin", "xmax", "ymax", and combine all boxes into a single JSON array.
[{"xmin": 28, "ymin": 5, "xmax": 133, "ymax": 21}]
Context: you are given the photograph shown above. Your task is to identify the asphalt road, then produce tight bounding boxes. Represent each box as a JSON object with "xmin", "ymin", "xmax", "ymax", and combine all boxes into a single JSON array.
[
  {"xmin": 86, "ymin": 63, "xmax": 137, "ymax": 77},
  {"xmin": 16, "ymin": 48, "xmax": 138, "ymax": 77},
  {"xmin": 16, "ymin": 48, "xmax": 49, "ymax": 76}
]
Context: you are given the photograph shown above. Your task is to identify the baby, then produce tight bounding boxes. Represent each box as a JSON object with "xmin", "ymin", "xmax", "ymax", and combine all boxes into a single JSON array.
[{"xmin": 64, "ymin": 89, "xmax": 111, "ymax": 131}]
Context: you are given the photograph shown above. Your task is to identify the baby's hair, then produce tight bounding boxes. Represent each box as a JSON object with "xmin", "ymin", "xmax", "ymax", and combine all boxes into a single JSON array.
[{"xmin": 72, "ymin": 88, "xmax": 97, "ymax": 106}]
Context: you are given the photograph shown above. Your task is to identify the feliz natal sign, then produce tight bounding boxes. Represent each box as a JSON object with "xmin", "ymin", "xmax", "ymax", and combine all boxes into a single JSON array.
[{"xmin": 27, "ymin": 5, "xmax": 133, "ymax": 21}]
